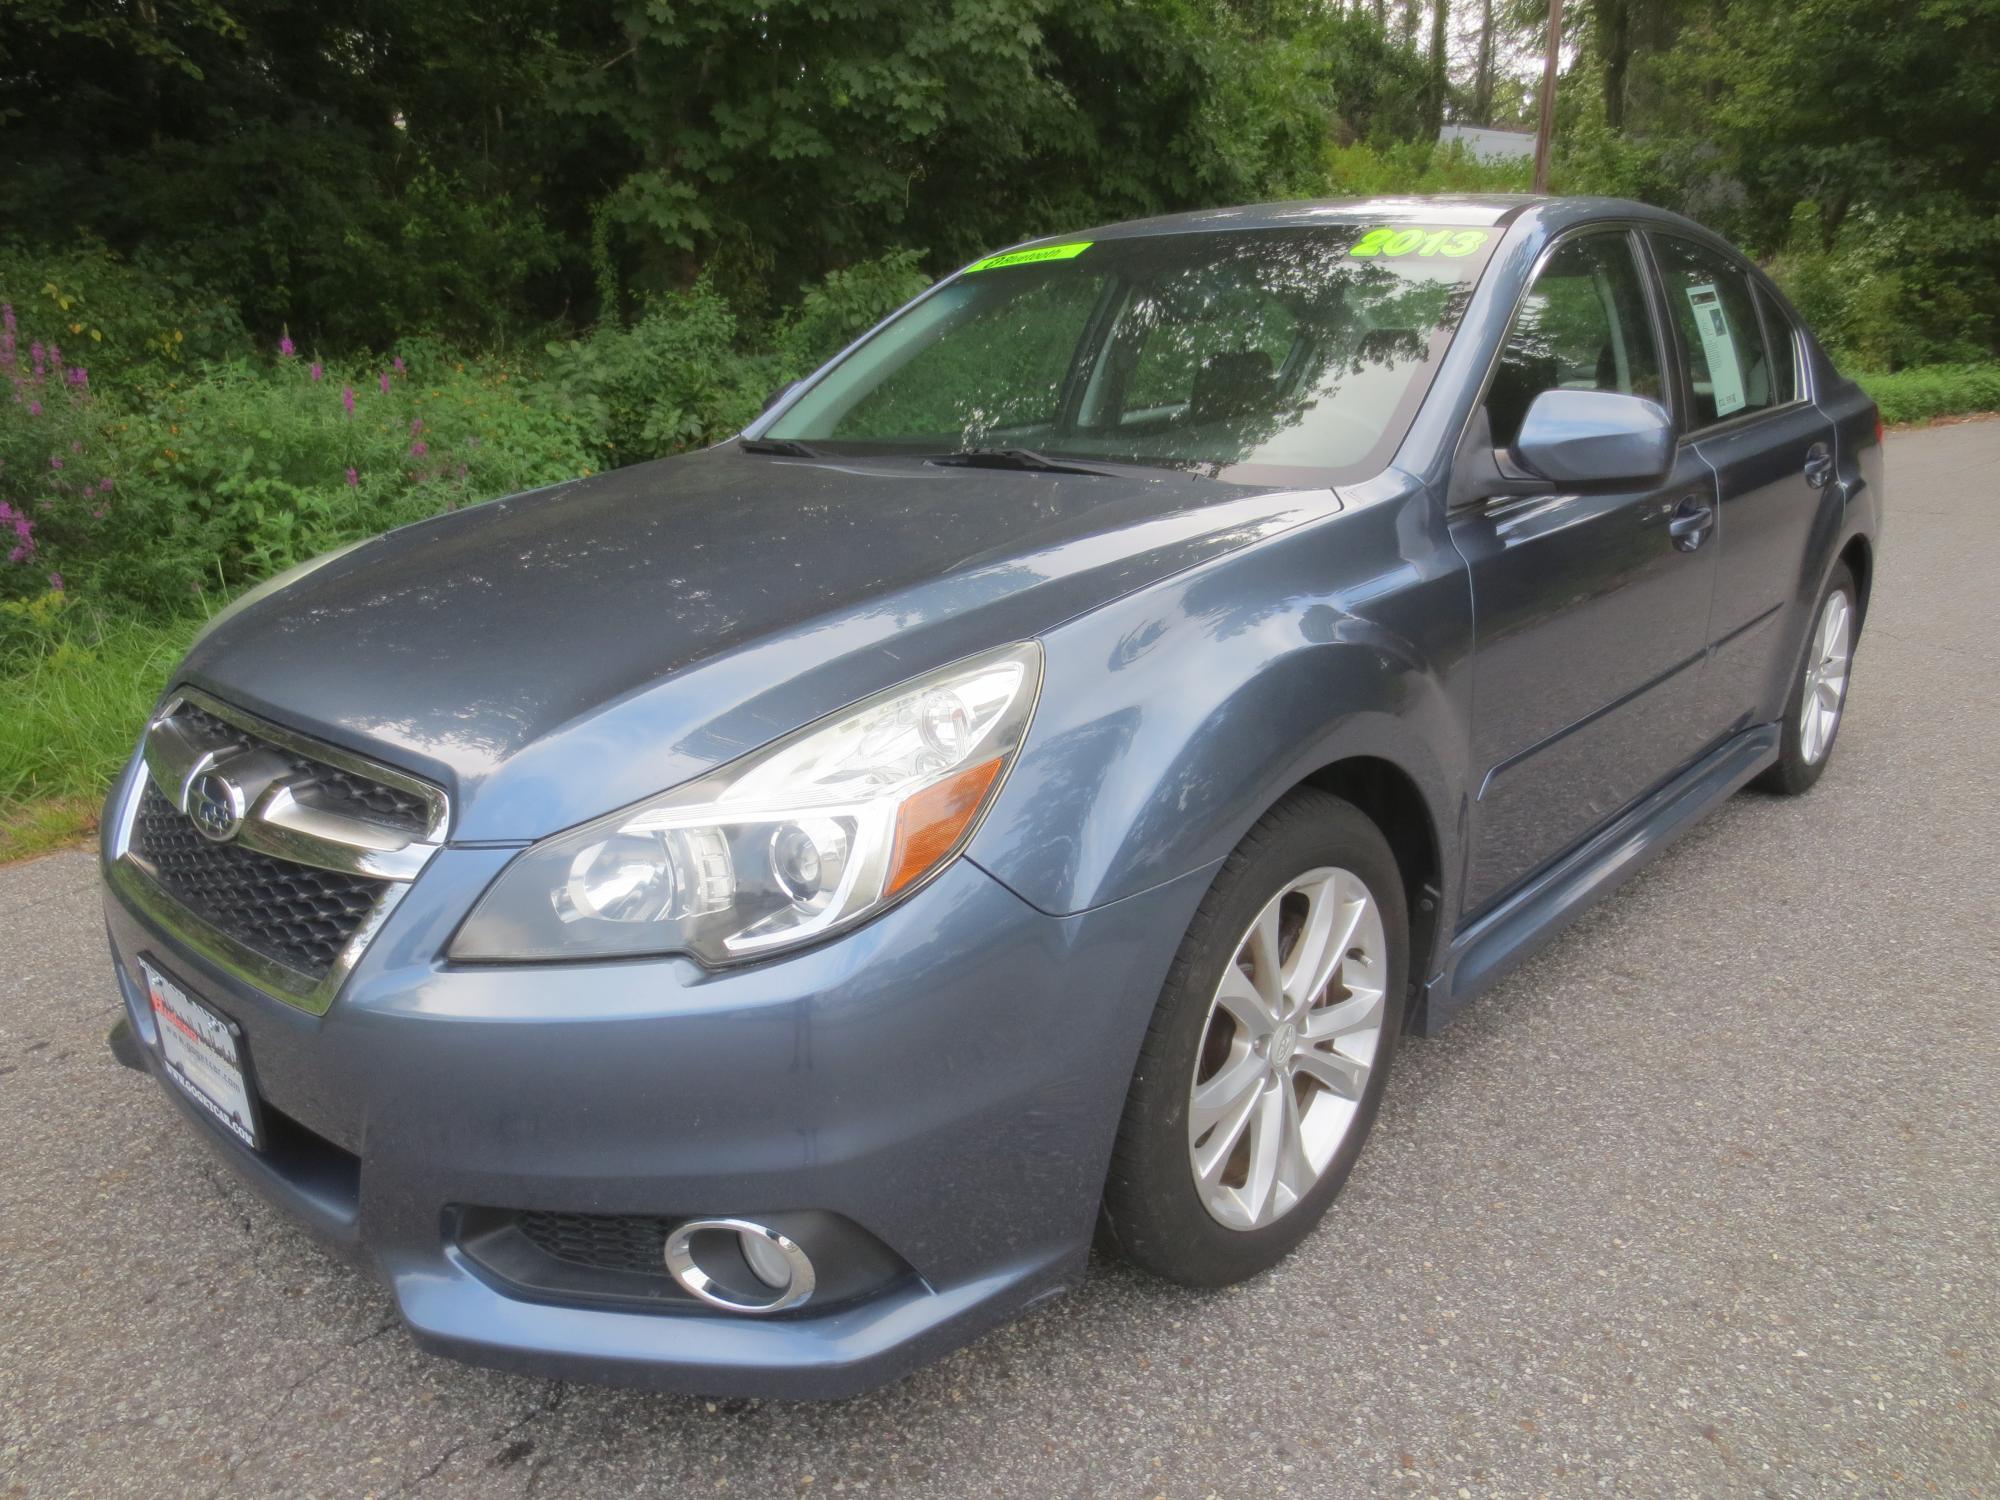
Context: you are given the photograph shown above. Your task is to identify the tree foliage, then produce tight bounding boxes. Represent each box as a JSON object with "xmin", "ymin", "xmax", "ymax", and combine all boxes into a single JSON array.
[{"xmin": 2, "ymin": 0, "xmax": 1995, "ymax": 366}]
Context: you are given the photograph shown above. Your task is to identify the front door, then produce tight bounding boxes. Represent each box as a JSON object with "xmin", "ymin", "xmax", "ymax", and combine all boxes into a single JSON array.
[{"xmin": 1449, "ymin": 228, "xmax": 1719, "ymax": 917}]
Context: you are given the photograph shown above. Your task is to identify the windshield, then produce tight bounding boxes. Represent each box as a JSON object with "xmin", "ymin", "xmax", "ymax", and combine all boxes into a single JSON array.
[{"xmin": 766, "ymin": 223, "xmax": 1499, "ymax": 483}]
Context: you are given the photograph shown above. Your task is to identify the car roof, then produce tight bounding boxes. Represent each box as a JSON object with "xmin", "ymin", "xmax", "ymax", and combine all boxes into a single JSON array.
[{"xmin": 1001, "ymin": 194, "xmax": 1706, "ymax": 251}]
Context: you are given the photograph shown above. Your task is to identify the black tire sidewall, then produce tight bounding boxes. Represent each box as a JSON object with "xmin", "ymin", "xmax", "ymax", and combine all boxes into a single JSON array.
[{"xmin": 1100, "ymin": 790, "xmax": 1409, "ymax": 1287}]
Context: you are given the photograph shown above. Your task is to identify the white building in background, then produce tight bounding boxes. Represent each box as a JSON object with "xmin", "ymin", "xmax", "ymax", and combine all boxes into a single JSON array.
[{"xmin": 1438, "ymin": 125, "xmax": 1535, "ymax": 162}]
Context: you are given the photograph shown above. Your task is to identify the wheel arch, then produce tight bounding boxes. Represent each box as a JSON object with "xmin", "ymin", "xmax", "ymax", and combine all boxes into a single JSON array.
[
  {"xmin": 1837, "ymin": 533, "xmax": 1873, "ymax": 629},
  {"xmin": 1297, "ymin": 755, "xmax": 1446, "ymax": 1032}
]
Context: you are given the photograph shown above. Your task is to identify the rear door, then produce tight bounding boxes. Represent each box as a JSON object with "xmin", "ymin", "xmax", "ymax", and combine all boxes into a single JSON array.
[
  {"xmin": 1648, "ymin": 233, "xmax": 1838, "ymax": 732},
  {"xmin": 1450, "ymin": 227, "xmax": 1721, "ymax": 917}
]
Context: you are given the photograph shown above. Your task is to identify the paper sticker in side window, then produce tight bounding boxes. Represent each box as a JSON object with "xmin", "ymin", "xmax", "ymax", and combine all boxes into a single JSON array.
[{"xmin": 1685, "ymin": 282, "xmax": 1747, "ymax": 417}]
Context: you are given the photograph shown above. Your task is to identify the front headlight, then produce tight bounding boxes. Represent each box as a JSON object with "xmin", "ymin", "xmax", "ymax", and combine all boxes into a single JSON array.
[{"xmin": 449, "ymin": 642, "xmax": 1042, "ymax": 964}]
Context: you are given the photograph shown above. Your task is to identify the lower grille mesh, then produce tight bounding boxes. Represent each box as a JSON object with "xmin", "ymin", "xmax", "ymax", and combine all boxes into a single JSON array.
[
  {"xmin": 134, "ymin": 784, "xmax": 387, "ymax": 977},
  {"xmin": 515, "ymin": 1211, "xmax": 677, "ymax": 1276}
]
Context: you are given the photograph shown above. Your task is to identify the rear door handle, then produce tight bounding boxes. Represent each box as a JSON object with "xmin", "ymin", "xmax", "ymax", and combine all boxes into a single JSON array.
[
  {"xmin": 1668, "ymin": 495, "xmax": 1715, "ymax": 552},
  {"xmin": 1804, "ymin": 442, "xmax": 1835, "ymax": 490}
]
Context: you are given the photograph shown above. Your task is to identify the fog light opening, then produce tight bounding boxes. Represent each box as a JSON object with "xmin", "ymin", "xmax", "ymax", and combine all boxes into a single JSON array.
[{"xmin": 663, "ymin": 1218, "xmax": 816, "ymax": 1314}]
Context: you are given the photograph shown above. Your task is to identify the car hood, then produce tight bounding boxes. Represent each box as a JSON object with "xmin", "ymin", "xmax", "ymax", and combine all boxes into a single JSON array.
[{"xmin": 181, "ymin": 445, "xmax": 1338, "ymax": 841}]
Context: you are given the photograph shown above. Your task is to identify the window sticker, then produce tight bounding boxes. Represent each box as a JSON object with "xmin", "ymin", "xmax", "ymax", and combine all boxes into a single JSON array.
[
  {"xmin": 1348, "ymin": 227, "xmax": 1489, "ymax": 259},
  {"xmin": 1685, "ymin": 281, "xmax": 1747, "ymax": 417},
  {"xmin": 964, "ymin": 241, "xmax": 1093, "ymax": 273}
]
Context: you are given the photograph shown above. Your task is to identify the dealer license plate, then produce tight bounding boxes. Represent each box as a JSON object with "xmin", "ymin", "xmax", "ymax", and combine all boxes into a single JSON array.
[{"xmin": 142, "ymin": 960, "xmax": 263, "ymax": 1151}]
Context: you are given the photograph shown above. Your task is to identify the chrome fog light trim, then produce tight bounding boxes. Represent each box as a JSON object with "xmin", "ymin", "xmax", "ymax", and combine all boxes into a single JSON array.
[{"xmin": 663, "ymin": 1218, "xmax": 817, "ymax": 1314}]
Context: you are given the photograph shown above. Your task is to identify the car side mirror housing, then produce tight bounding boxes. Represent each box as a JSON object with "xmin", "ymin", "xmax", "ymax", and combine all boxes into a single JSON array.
[{"xmin": 1512, "ymin": 389, "xmax": 1675, "ymax": 487}]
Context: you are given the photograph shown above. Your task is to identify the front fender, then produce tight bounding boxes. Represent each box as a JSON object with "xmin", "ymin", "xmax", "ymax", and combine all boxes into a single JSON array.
[{"xmin": 967, "ymin": 481, "xmax": 1472, "ymax": 920}]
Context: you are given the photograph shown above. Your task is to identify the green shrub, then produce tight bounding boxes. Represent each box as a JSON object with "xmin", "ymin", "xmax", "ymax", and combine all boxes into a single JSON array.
[
  {"xmin": 1322, "ymin": 139, "xmax": 1532, "ymax": 197},
  {"xmin": 2, "ymin": 290, "xmax": 596, "ymax": 612},
  {"xmin": 1858, "ymin": 364, "xmax": 2000, "ymax": 426},
  {"xmin": 0, "ymin": 242, "xmax": 246, "ymax": 398},
  {"xmin": 1763, "ymin": 203, "xmax": 1998, "ymax": 372},
  {"xmin": 778, "ymin": 249, "xmax": 934, "ymax": 369},
  {"xmin": 542, "ymin": 275, "xmax": 778, "ymax": 466}
]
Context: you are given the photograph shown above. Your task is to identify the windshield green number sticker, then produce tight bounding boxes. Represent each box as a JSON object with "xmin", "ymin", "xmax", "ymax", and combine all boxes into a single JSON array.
[
  {"xmin": 965, "ymin": 241, "xmax": 1094, "ymax": 273},
  {"xmin": 1349, "ymin": 227, "xmax": 1490, "ymax": 260}
]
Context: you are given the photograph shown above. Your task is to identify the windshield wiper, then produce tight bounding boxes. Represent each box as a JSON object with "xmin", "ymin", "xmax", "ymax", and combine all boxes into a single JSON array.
[
  {"xmin": 927, "ymin": 447, "xmax": 1115, "ymax": 477},
  {"xmin": 739, "ymin": 436, "xmax": 827, "ymax": 458}
]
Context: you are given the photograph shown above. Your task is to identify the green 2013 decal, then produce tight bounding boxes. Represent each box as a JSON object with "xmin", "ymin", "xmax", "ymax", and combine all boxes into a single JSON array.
[
  {"xmin": 965, "ymin": 241, "xmax": 1094, "ymax": 272},
  {"xmin": 1348, "ymin": 227, "xmax": 1490, "ymax": 259}
]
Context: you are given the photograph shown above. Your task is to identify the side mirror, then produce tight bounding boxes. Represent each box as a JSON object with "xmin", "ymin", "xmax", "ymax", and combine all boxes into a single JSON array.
[
  {"xmin": 1513, "ymin": 389, "xmax": 1674, "ymax": 487},
  {"xmin": 760, "ymin": 379, "xmax": 805, "ymax": 415}
]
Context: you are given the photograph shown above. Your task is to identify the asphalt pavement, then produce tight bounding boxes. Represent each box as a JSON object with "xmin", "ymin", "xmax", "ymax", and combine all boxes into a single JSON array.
[{"xmin": 3, "ymin": 422, "xmax": 1996, "ymax": 1499}]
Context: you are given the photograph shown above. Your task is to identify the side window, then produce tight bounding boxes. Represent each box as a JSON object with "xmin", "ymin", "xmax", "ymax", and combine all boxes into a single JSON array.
[
  {"xmin": 1753, "ymin": 282, "xmax": 1800, "ymax": 405},
  {"xmin": 1488, "ymin": 233, "xmax": 1664, "ymax": 448},
  {"xmin": 1652, "ymin": 236, "xmax": 1777, "ymax": 427}
]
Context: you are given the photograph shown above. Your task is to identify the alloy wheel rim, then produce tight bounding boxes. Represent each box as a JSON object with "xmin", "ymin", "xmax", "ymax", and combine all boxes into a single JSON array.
[
  {"xmin": 1799, "ymin": 589, "xmax": 1853, "ymax": 766},
  {"xmin": 1187, "ymin": 867, "xmax": 1387, "ymax": 1231}
]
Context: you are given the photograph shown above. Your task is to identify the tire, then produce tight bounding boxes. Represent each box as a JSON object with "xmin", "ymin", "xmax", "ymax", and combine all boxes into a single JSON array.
[
  {"xmin": 1099, "ymin": 788, "xmax": 1409, "ymax": 1287},
  {"xmin": 1754, "ymin": 563, "xmax": 1858, "ymax": 796}
]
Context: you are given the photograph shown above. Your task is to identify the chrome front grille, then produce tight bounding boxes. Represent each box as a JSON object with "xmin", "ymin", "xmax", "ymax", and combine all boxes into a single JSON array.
[
  {"xmin": 133, "ymin": 783, "xmax": 387, "ymax": 976},
  {"xmin": 109, "ymin": 689, "xmax": 450, "ymax": 1015}
]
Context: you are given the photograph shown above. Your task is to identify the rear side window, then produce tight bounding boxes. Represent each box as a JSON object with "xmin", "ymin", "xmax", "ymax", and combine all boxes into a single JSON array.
[
  {"xmin": 1652, "ymin": 236, "xmax": 1778, "ymax": 427},
  {"xmin": 1754, "ymin": 283, "xmax": 1800, "ymax": 405},
  {"xmin": 1487, "ymin": 232, "xmax": 1664, "ymax": 449}
]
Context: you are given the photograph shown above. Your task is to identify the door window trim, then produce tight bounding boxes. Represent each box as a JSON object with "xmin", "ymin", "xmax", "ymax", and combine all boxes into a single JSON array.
[{"xmin": 1645, "ymin": 230, "xmax": 1816, "ymax": 441}]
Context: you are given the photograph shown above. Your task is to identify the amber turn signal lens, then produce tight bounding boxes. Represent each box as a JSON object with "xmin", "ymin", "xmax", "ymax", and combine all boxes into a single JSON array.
[{"xmin": 884, "ymin": 757, "xmax": 1004, "ymax": 897}]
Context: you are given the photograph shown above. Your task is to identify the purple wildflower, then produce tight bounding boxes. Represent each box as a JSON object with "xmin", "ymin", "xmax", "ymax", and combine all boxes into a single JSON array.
[
  {"xmin": 379, "ymin": 372, "xmax": 391, "ymax": 394},
  {"xmin": 346, "ymin": 467, "xmax": 359, "ymax": 487},
  {"xmin": 27, "ymin": 401, "xmax": 41, "ymax": 417},
  {"xmin": 410, "ymin": 417, "xmax": 423, "ymax": 435},
  {"xmin": 410, "ymin": 440, "xmax": 429, "ymax": 458},
  {"xmin": 49, "ymin": 456, "xmax": 62, "ymax": 470},
  {"xmin": 278, "ymin": 335, "xmax": 297, "ymax": 358},
  {"xmin": 342, "ymin": 385, "xmax": 356, "ymax": 417},
  {"xmin": 98, "ymin": 476, "xmax": 113, "ymax": 492},
  {"xmin": 393, "ymin": 356, "xmax": 406, "ymax": 374},
  {"xmin": 310, "ymin": 362, "xmax": 324, "ymax": 382},
  {"xmin": 2, "ymin": 501, "xmax": 33, "ymax": 563},
  {"xmin": 67, "ymin": 366, "xmax": 88, "ymax": 388},
  {"xmin": 48, "ymin": 571, "xmax": 63, "ymax": 592}
]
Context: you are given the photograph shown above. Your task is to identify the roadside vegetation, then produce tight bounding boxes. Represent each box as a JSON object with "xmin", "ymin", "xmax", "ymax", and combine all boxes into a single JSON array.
[{"xmin": 2, "ymin": 0, "xmax": 1995, "ymax": 858}]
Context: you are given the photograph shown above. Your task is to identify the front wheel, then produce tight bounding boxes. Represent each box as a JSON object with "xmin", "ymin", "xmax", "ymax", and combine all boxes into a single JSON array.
[
  {"xmin": 1099, "ymin": 789, "xmax": 1408, "ymax": 1287},
  {"xmin": 1755, "ymin": 563, "xmax": 1858, "ymax": 796}
]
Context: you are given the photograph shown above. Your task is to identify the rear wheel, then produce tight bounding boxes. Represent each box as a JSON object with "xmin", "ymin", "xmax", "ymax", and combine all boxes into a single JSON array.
[
  {"xmin": 1755, "ymin": 563, "xmax": 1857, "ymax": 796},
  {"xmin": 1099, "ymin": 789, "xmax": 1407, "ymax": 1287}
]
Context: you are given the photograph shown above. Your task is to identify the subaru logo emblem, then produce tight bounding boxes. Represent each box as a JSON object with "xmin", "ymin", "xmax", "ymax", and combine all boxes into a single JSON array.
[{"xmin": 187, "ymin": 770, "xmax": 246, "ymax": 843}]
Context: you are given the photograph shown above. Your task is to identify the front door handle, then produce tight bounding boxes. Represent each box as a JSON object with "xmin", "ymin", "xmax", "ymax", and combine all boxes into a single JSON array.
[
  {"xmin": 1803, "ymin": 441, "xmax": 1835, "ymax": 490},
  {"xmin": 1668, "ymin": 495, "xmax": 1715, "ymax": 552}
]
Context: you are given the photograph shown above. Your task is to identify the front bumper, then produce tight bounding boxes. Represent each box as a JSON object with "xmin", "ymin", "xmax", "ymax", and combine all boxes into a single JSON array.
[{"xmin": 101, "ymin": 784, "xmax": 1210, "ymax": 1398}]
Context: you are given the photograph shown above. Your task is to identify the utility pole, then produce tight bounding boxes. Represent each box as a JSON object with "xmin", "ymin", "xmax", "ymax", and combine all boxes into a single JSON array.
[{"xmin": 1532, "ymin": 0, "xmax": 1563, "ymax": 192}]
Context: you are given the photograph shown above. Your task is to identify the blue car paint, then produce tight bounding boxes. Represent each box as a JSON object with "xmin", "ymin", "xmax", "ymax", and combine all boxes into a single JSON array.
[{"xmin": 101, "ymin": 194, "xmax": 1882, "ymax": 1396}]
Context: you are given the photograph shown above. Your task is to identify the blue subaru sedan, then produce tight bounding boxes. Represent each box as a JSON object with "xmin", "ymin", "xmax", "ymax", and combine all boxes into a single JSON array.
[{"xmin": 102, "ymin": 195, "xmax": 1881, "ymax": 1397}]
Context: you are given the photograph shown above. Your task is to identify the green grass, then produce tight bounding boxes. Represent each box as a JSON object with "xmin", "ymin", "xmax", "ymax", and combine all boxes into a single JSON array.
[
  {"xmin": 1858, "ymin": 363, "xmax": 2000, "ymax": 426},
  {"xmin": 0, "ymin": 607, "xmax": 201, "ymax": 862}
]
